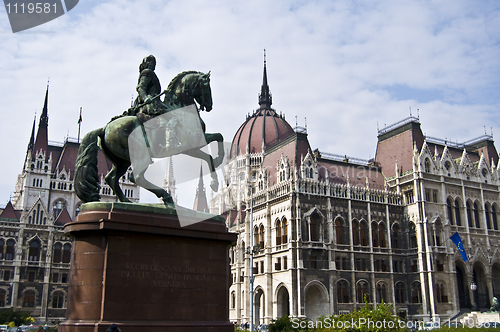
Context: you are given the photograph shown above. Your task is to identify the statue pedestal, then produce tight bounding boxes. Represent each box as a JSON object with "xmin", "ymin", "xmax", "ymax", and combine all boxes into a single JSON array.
[{"xmin": 59, "ymin": 203, "xmax": 237, "ymax": 332}]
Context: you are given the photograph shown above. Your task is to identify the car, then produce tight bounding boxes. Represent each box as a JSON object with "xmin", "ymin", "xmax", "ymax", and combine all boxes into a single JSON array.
[
  {"xmin": 418, "ymin": 321, "xmax": 440, "ymax": 330},
  {"xmin": 6, "ymin": 328, "xmax": 20, "ymax": 332},
  {"xmin": 257, "ymin": 325, "xmax": 269, "ymax": 332},
  {"xmin": 0, "ymin": 325, "xmax": 8, "ymax": 332}
]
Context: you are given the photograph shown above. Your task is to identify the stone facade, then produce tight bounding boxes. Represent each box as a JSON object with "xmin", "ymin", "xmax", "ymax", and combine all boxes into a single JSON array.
[{"xmin": 213, "ymin": 62, "xmax": 500, "ymax": 326}]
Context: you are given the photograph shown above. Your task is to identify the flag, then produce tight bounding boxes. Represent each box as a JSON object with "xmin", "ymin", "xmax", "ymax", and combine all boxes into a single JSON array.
[
  {"xmin": 78, "ymin": 107, "xmax": 82, "ymax": 124},
  {"xmin": 450, "ymin": 232, "xmax": 468, "ymax": 262}
]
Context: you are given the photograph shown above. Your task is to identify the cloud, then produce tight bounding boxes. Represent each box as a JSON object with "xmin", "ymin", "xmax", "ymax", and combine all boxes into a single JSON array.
[{"xmin": 1, "ymin": 0, "xmax": 499, "ymax": 208}]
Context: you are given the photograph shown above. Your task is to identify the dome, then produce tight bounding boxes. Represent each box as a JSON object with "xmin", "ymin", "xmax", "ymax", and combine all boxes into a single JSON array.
[
  {"xmin": 230, "ymin": 109, "xmax": 294, "ymax": 159},
  {"xmin": 230, "ymin": 59, "xmax": 294, "ymax": 159}
]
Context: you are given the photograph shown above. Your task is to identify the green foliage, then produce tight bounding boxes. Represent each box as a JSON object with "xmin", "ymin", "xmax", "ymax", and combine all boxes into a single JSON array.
[
  {"xmin": 235, "ymin": 326, "xmax": 248, "ymax": 332},
  {"xmin": 269, "ymin": 316, "xmax": 302, "ymax": 332},
  {"xmin": 267, "ymin": 299, "xmax": 408, "ymax": 332},
  {"xmin": 0, "ymin": 307, "xmax": 35, "ymax": 326},
  {"xmin": 338, "ymin": 300, "xmax": 403, "ymax": 332}
]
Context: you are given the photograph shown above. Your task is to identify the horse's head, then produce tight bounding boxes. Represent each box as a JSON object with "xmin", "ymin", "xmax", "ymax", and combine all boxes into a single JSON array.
[
  {"xmin": 192, "ymin": 71, "xmax": 212, "ymax": 112},
  {"xmin": 165, "ymin": 71, "xmax": 213, "ymax": 112}
]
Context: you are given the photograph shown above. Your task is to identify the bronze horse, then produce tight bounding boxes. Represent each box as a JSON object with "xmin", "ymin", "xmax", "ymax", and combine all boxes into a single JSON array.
[{"xmin": 74, "ymin": 71, "xmax": 224, "ymax": 206}]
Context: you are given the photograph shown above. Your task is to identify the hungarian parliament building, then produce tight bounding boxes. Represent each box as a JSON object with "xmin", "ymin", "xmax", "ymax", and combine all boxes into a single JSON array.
[
  {"xmin": 2, "ymin": 64, "xmax": 499, "ymax": 325},
  {"xmin": 212, "ymin": 62, "xmax": 500, "ymax": 325}
]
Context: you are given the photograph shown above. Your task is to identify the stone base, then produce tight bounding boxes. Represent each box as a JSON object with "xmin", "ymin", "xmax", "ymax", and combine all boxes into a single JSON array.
[{"xmin": 59, "ymin": 202, "xmax": 237, "ymax": 332}]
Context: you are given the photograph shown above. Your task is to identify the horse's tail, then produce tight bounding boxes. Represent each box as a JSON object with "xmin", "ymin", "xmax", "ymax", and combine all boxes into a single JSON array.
[{"xmin": 74, "ymin": 128, "xmax": 105, "ymax": 203}]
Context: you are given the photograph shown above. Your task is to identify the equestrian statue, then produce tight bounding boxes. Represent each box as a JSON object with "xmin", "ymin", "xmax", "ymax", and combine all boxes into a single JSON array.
[{"xmin": 74, "ymin": 55, "xmax": 224, "ymax": 207}]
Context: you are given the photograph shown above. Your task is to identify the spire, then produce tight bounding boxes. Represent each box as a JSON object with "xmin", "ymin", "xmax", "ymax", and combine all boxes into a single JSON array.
[
  {"xmin": 23, "ymin": 115, "xmax": 37, "ymax": 170},
  {"xmin": 258, "ymin": 49, "xmax": 272, "ymax": 110},
  {"xmin": 163, "ymin": 156, "xmax": 177, "ymax": 204},
  {"xmin": 27, "ymin": 114, "xmax": 36, "ymax": 152},
  {"xmin": 193, "ymin": 165, "xmax": 209, "ymax": 213},
  {"xmin": 33, "ymin": 85, "xmax": 49, "ymax": 156}
]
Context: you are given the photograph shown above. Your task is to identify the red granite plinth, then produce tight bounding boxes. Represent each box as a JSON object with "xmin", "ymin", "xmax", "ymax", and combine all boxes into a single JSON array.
[{"xmin": 59, "ymin": 203, "xmax": 237, "ymax": 332}]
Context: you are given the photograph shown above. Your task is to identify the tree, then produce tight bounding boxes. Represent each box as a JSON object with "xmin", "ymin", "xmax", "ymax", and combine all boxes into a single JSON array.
[{"xmin": 0, "ymin": 308, "xmax": 35, "ymax": 327}]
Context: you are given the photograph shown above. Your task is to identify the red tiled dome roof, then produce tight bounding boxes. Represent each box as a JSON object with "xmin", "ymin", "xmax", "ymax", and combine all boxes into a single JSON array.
[{"xmin": 230, "ymin": 108, "xmax": 294, "ymax": 158}]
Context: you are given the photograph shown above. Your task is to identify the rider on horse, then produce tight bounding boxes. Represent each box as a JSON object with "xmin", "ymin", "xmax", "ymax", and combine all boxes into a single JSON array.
[
  {"xmin": 128, "ymin": 55, "xmax": 179, "ymax": 153},
  {"xmin": 75, "ymin": 58, "xmax": 222, "ymax": 205},
  {"xmin": 129, "ymin": 55, "xmax": 169, "ymax": 118}
]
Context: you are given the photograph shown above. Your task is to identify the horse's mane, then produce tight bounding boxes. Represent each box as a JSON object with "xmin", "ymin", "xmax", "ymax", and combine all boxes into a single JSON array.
[
  {"xmin": 163, "ymin": 70, "xmax": 209, "ymax": 109},
  {"xmin": 165, "ymin": 70, "xmax": 201, "ymax": 94}
]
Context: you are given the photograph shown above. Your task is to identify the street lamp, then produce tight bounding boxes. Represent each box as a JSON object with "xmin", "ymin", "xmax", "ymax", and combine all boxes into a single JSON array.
[{"xmin": 471, "ymin": 281, "xmax": 478, "ymax": 311}]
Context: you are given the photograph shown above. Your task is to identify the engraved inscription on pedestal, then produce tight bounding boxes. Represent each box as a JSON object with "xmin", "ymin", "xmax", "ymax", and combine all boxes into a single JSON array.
[{"xmin": 120, "ymin": 263, "xmax": 217, "ymax": 288}]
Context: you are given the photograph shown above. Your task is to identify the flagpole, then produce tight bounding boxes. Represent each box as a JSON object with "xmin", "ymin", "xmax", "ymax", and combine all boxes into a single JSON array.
[
  {"xmin": 438, "ymin": 237, "xmax": 450, "ymax": 247},
  {"xmin": 78, "ymin": 107, "xmax": 82, "ymax": 143}
]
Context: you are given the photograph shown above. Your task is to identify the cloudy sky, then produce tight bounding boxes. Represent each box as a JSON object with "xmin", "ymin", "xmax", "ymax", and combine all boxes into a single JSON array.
[{"xmin": 1, "ymin": 0, "xmax": 499, "ymax": 208}]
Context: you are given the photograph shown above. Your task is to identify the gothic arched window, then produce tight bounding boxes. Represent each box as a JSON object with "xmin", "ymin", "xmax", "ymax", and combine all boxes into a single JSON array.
[
  {"xmin": 5, "ymin": 240, "xmax": 14, "ymax": 261},
  {"xmin": 447, "ymin": 198, "xmax": 454, "ymax": 225},
  {"xmin": 395, "ymin": 282, "xmax": 406, "ymax": 303},
  {"xmin": 62, "ymin": 244, "xmax": 71, "ymax": 263},
  {"xmin": 473, "ymin": 202, "xmax": 480, "ymax": 228},
  {"xmin": 281, "ymin": 218, "xmax": 288, "ymax": 244},
  {"xmin": 52, "ymin": 291, "xmax": 64, "ymax": 308},
  {"xmin": 424, "ymin": 158, "xmax": 431, "ymax": 172},
  {"xmin": 357, "ymin": 280, "xmax": 370, "ymax": 303},
  {"xmin": 23, "ymin": 291, "xmax": 35, "ymax": 307},
  {"xmin": 467, "ymin": 201, "xmax": 473, "ymax": 228},
  {"xmin": 376, "ymin": 283, "xmax": 387, "ymax": 303},
  {"xmin": 371, "ymin": 222, "xmax": 378, "ymax": 247},
  {"xmin": 53, "ymin": 243, "xmax": 62, "ymax": 263},
  {"xmin": 485, "ymin": 204, "xmax": 492, "ymax": 229},
  {"xmin": 436, "ymin": 283, "xmax": 448, "ymax": 303},
  {"xmin": 258, "ymin": 225, "xmax": 264, "ymax": 249},
  {"xmin": 352, "ymin": 221, "xmax": 359, "ymax": 246},
  {"xmin": 335, "ymin": 219, "xmax": 344, "ymax": 245},
  {"xmin": 411, "ymin": 282, "xmax": 422, "ymax": 303},
  {"xmin": 337, "ymin": 280, "xmax": 349, "ymax": 303},
  {"xmin": 493, "ymin": 205, "xmax": 498, "ymax": 230},
  {"xmin": 379, "ymin": 223, "xmax": 386, "ymax": 247},
  {"xmin": 455, "ymin": 199, "xmax": 462, "ymax": 226},
  {"xmin": 392, "ymin": 224, "xmax": 400, "ymax": 249},
  {"xmin": 275, "ymin": 219, "xmax": 282, "ymax": 246},
  {"xmin": 28, "ymin": 241, "xmax": 40, "ymax": 262},
  {"xmin": 310, "ymin": 215, "xmax": 319, "ymax": 241},
  {"xmin": 360, "ymin": 221, "xmax": 368, "ymax": 246}
]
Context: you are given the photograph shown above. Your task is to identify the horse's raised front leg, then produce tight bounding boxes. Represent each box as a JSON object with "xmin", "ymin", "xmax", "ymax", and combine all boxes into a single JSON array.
[
  {"xmin": 182, "ymin": 147, "xmax": 219, "ymax": 192},
  {"xmin": 105, "ymin": 162, "xmax": 132, "ymax": 203},
  {"xmin": 204, "ymin": 133, "xmax": 224, "ymax": 168}
]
